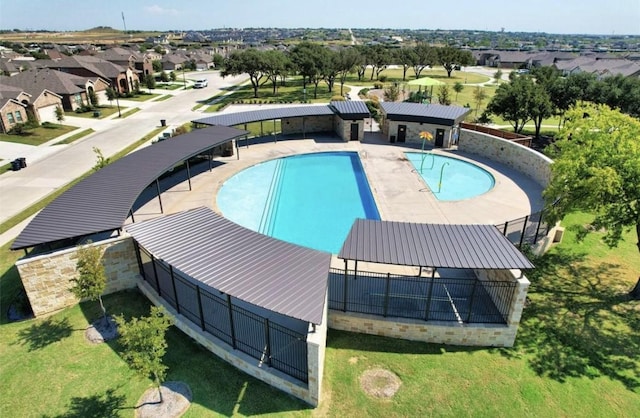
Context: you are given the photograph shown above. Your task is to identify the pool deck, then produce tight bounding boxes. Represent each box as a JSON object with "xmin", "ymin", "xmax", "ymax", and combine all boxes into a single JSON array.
[{"xmin": 128, "ymin": 132, "xmax": 544, "ymax": 273}]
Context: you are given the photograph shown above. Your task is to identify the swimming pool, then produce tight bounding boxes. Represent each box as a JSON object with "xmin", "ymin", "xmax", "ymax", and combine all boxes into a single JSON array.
[
  {"xmin": 405, "ymin": 152, "xmax": 495, "ymax": 201},
  {"xmin": 217, "ymin": 152, "xmax": 380, "ymax": 253}
]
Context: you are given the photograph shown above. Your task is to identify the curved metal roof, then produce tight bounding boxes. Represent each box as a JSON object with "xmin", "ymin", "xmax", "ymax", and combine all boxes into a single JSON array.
[
  {"xmin": 338, "ymin": 219, "xmax": 534, "ymax": 270},
  {"xmin": 126, "ymin": 207, "xmax": 332, "ymax": 324},
  {"xmin": 193, "ymin": 102, "xmax": 372, "ymax": 127},
  {"xmin": 11, "ymin": 125, "xmax": 247, "ymax": 250}
]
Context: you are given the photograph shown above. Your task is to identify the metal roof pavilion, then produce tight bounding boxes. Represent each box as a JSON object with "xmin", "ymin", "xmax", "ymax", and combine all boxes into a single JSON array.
[
  {"xmin": 11, "ymin": 125, "xmax": 248, "ymax": 250},
  {"xmin": 338, "ymin": 219, "xmax": 534, "ymax": 270},
  {"xmin": 380, "ymin": 102, "xmax": 471, "ymax": 126},
  {"xmin": 193, "ymin": 105, "xmax": 335, "ymax": 127},
  {"xmin": 126, "ymin": 207, "xmax": 332, "ymax": 325}
]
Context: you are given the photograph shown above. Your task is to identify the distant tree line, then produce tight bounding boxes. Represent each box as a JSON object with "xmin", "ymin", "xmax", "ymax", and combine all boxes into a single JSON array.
[
  {"xmin": 485, "ymin": 67, "xmax": 640, "ymax": 138},
  {"xmin": 220, "ymin": 43, "xmax": 474, "ymax": 99}
]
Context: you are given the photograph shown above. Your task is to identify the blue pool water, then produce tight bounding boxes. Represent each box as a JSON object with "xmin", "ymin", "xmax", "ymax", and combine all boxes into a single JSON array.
[
  {"xmin": 217, "ymin": 152, "xmax": 380, "ymax": 253},
  {"xmin": 405, "ymin": 152, "xmax": 495, "ymax": 201}
]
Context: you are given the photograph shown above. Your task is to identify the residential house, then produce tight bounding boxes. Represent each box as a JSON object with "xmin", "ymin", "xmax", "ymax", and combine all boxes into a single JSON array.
[
  {"xmin": 161, "ymin": 53, "xmax": 189, "ymax": 71},
  {"xmin": 0, "ymin": 68, "xmax": 108, "ymax": 116},
  {"xmin": 0, "ymin": 58, "xmax": 21, "ymax": 76},
  {"xmin": 188, "ymin": 52, "xmax": 214, "ymax": 70},
  {"xmin": 99, "ymin": 47, "xmax": 153, "ymax": 78},
  {"xmin": 0, "ymin": 85, "xmax": 29, "ymax": 133},
  {"xmin": 44, "ymin": 55, "xmax": 139, "ymax": 94}
]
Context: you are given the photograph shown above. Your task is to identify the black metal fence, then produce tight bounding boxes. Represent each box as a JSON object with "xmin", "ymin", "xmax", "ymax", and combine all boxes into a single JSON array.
[
  {"xmin": 328, "ymin": 268, "xmax": 517, "ymax": 324},
  {"xmin": 496, "ymin": 208, "xmax": 550, "ymax": 249},
  {"xmin": 135, "ymin": 243, "xmax": 309, "ymax": 383}
]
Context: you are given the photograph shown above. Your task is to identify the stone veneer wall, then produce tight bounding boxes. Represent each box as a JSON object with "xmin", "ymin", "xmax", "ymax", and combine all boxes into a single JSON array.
[
  {"xmin": 15, "ymin": 237, "xmax": 139, "ymax": 317},
  {"xmin": 386, "ymin": 121, "xmax": 454, "ymax": 147},
  {"xmin": 328, "ymin": 269, "xmax": 530, "ymax": 348},
  {"xmin": 458, "ymin": 129, "xmax": 553, "ymax": 187},
  {"xmin": 281, "ymin": 116, "xmax": 334, "ymax": 135},
  {"xmin": 138, "ymin": 280, "xmax": 327, "ymax": 406},
  {"xmin": 334, "ymin": 116, "xmax": 364, "ymax": 142}
]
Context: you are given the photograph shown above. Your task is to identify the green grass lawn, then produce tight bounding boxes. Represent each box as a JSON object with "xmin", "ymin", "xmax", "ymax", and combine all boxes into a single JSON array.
[
  {"xmin": 65, "ymin": 105, "xmax": 124, "ymax": 119},
  {"xmin": 0, "ymin": 123, "xmax": 77, "ymax": 146},
  {"xmin": 156, "ymin": 83, "xmax": 183, "ymax": 91},
  {"xmin": 120, "ymin": 107, "xmax": 141, "ymax": 118},
  {"xmin": 0, "ymin": 210, "xmax": 638, "ymax": 416},
  {"xmin": 53, "ymin": 128, "xmax": 95, "ymax": 145},
  {"xmin": 124, "ymin": 93, "xmax": 161, "ymax": 102}
]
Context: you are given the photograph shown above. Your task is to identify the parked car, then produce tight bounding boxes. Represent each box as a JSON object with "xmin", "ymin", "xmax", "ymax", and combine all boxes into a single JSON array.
[{"xmin": 193, "ymin": 79, "xmax": 208, "ymax": 88}]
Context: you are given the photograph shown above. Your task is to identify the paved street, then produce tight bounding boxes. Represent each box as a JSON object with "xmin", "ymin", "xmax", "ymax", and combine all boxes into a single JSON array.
[{"xmin": 0, "ymin": 71, "xmax": 248, "ymax": 226}]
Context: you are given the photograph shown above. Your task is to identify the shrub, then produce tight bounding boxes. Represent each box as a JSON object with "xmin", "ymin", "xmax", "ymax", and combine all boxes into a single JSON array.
[
  {"xmin": 331, "ymin": 95, "xmax": 346, "ymax": 101},
  {"xmin": 359, "ymin": 88, "xmax": 370, "ymax": 97},
  {"xmin": 9, "ymin": 123, "xmax": 26, "ymax": 135},
  {"xmin": 373, "ymin": 82, "xmax": 384, "ymax": 89},
  {"xmin": 379, "ymin": 75, "xmax": 388, "ymax": 82}
]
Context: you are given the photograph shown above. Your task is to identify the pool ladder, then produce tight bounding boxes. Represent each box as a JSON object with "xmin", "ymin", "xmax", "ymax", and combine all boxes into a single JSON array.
[{"xmin": 258, "ymin": 159, "xmax": 285, "ymax": 235}]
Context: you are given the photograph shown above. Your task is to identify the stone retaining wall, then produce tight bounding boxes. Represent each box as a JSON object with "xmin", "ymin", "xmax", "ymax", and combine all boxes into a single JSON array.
[
  {"xmin": 16, "ymin": 237, "xmax": 139, "ymax": 317},
  {"xmin": 458, "ymin": 129, "xmax": 553, "ymax": 187},
  {"xmin": 138, "ymin": 280, "xmax": 326, "ymax": 406}
]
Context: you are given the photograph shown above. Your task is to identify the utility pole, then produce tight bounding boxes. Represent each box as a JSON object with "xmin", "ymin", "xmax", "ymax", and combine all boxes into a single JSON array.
[{"xmin": 121, "ymin": 12, "xmax": 127, "ymax": 34}]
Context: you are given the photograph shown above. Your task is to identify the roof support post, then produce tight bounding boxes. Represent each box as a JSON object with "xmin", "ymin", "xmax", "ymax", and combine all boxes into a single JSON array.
[
  {"xmin": 518, "ymin": 215, "xmax": 530, "ymax": 248},
  {"xmin": 502, "ymin": 221, "xmax": 509, "ymax": 236},
  {"xmin": 273, "ymin": 119, "xmax": 277, "ymax": 143},
  {"xmin": 155, "ymin": 179, "xmax": 164, "ymax": 213},
  {"xmin": 260, "ymin": 120, "xmax": 264, "ymax": 136},
  {"xmin": 235, "ymin": 139, "xmax": 240, "ymax": 160},
  {"xmin": 302, "ymin": 117, "xmax": 306, "ymax": 139},
  {"xmin": 209, "ymin": 149, "xmax": 213, "ymax": 171},
  {"xmin": 129, "ymin": 209, "xmax": 135, "ymax": 223},
  {"xmin": 263, "ymin": 318, "xmax": 272, "ymax": 366},
  {"xmin": 196, "ymin": 286, "xmax": 205, "ymax": 331},
  {"xmin": 186, "ymin": 159, "xmax": 192, "ymax": 191},
  {"xmin": 424, "ymin": 268, "xmax": 436, "ymax": 321},
  {"xmin": 342, "ymin": 259, "xmax": 348, "ymax": 312},
  {"xmin": 227, "ymin": 294, "xmax": 237, "ymax": 349},
  {"xmin": 383, "ymin": 273, "xmax": 391, "ymax": 317}
]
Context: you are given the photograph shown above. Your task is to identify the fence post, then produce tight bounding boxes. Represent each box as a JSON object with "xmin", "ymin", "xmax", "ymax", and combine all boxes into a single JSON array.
[
  {"xmin": 151, "ymin": 254, "xmax": 161, "ymax": 297},
  {"xmin": 132, "ymin": 240, "xmax": 143, "ymax": 279},
  {"xmin": 533, "ymin": 209, "xmax": 544, "ymax": 244},
  {"xmin": 227, "ymin": 294, "xmax": 237, "ymax": 349},
  {"xmin": 169, "ymin": 265, "xmax": 180, "ymax": 313},
  {"xmin": 264, "ymin": 318, "xmax": 272, "ymax": 366},
  {"xmin": 424, "ymin": 269, "xmax": 436, "ymax": 321},
  {"xmin": 343, "ymin": 261, "xmax": 348, "ymax": 312},
  {"xmin": 196, "ymin": 286, "xmax": 205, "ymax": 331},
  {"xmin": 518, "ymin": 215, "xmax": 530, "ymax": 248},
  {"xmin": 383, "ymin": 273, "xmax": 391, "ymax": 317},
  {"xmin": 466, "ymin": 279, "xmax": 478, "ymax": 323}
]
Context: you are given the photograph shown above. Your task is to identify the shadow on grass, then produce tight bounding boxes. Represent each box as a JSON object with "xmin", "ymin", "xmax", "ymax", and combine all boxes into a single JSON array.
[
  {"xmin": 87, "ymin": 290, "xmax": 311, "ymax": 416},
  {"xmin": 16, "ymin": 316, "xmax": 73, "ymax": 351},
  {"xmin": 499, "ymin": 247, "xmax": 640, "ymax": 391},
  {"xmin": 44, "ymin": 388, "xmax": 126, "ymax": 418}
]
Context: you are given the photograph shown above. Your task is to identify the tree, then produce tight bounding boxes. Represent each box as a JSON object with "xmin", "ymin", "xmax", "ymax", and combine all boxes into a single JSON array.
[
  {"xmin": 159, "ymin": 71, "xmax": 169, "ymax": 82},
  {"xmin": 435, "ymin": 46, "xmax": 474, "ymax": 77},
  {"xmin": 105, "ymin": 86, "xmax": 116, "ymax": 105},
  {"xmin": 472, "ymin": 86, "xmax": 487, "ymax": 119},
  {"xmin": 71, "ymin": 242, "xmax": 108, "ymax": 323},
  {"xmin": 115, "ymin": 307, "xmax": 173, "ymax": 402},
  {"xmin": 453, "ymin": 81, "xmax": 464, "ymax": 102},
  {"xmin": 412, "ymin": 43, "xmax": 436, "ymax": 79},
  {"xmin": 383, "ymin": 83, "xmax": 400, "ymax": 102},
  {"xmin": 493, "ymin": 69, "xmax": 503, "ymax": 84},
  {"xmin": 394, "ymin": 47, "xmax": 416, "ymax": 81},
  {"xmin": 321, "ymin": 49, "xmax": 340, "ymax": 93},
  {"xmin": 289, "ymin": 42, "xmax": 328, "ymax": 99},
  {"xmin": 144, "ymin": 74, "xmax": 156, "ymax": 91},
  {"xmin": 92, "ymin": 147, "xmax": 110, "ymax": 171},
  {"xmin": 54, "ymin": 105, "xmax": 65, "ymax": 123},
  {"xmin": 152, "ymin": 60, "xmax": 162, "ymax": 73},
  {"xmin": 88, "ymin": 89, "xmax": 99, "ymax": 108},
  {"xmin": 336, "ymin": 47, "xmax": 362, "ymax": 95},
  {"xmin": 212, "ymin": 53, "xmax": 224, "ymax": 68},
  {"xmin": 543, "ymin": 103, "xmax": 640, "ymax": 299},
  {"xmin": 486, "ymin": 75, "xmax": 549, "ymax": 133},
  {"xmin": 262, "ymin": 50, "xmax": 287, "ymax": 95},
  {"xmin": 436, "ymin": 84, "xmax": 452, "ymax": 105},
  {"xmin": 221, "ymin": 49, "xmax": 266, "ymax": 98},
  {"xmin": 169, "ymin": 71, "xmax": 177, "ymax": 82},
  {"xmin": 368, "ymin": 44, "xmax": 390, "ymax": 81}
]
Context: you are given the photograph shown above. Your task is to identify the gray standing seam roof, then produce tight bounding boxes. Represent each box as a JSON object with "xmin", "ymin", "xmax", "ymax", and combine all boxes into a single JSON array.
[
  {"xmin": 381, "ymin": 102, "xmax": 471, "ymax": 126},
  {"xmin": 330, "ymin": 100, "xmax": 371, "ymax": 119},
  {"xmin": 126, "ymin": 207, "xmax": 332, "ymax": 325},
  {"xmin": 338, "ymin": 219, "xmax": 534, "ymax": 270},
  {"xmin": 193, "ymin": 105, "xmax": 336, "ymax": 127},
  {"xmin": 11, "ymin": 125, "xmax": 248, "ymax": 250}
]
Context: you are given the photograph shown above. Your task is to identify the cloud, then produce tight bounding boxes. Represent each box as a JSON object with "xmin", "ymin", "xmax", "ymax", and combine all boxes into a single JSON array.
[{"xmin": 144, "ymin": 5, "xmax": 180, "ymax": 16}]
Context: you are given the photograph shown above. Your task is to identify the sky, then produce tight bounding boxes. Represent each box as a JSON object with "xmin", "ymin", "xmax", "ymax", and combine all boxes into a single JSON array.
[{"xmin": 1, "ymin": 0, "xmax": 639, "ymax": 36}]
